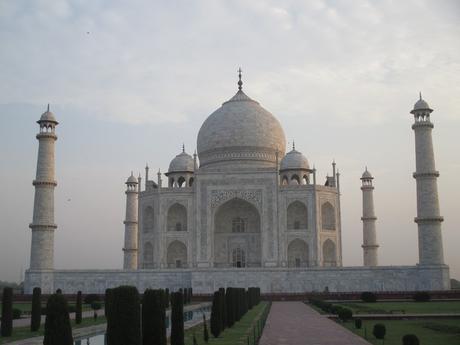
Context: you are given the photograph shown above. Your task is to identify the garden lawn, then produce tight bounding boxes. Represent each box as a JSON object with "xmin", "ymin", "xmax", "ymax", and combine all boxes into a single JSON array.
[
  {"xmin": 336, "ymin": 301, "xmax": 460, "ymax": 314},
  {"xmin": 0, "ymin": 315, "xmax": 106, "ymax": 344},
  {"xmin": 341, "ymin": 318, "xmax": 460, "ymax": 345},
  {"xmin": 183, "ymin": 302, "xmax": 268, "ymax": 345}
]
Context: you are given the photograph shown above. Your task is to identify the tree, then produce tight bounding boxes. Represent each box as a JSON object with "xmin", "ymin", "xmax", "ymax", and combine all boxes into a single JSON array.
[
  {"xmin": 105, "ymin": 289, "xmax": 113, "ymax": 345},
  {"xmin": 171, "ymin": 291, "xmax": 184, "ymax": 345},
  {"xmin": 354, "ymin": 318, "xmax": 362, "ymax": 329},
  {"xmin": 1, "ymin": 287, "xmax": 13, "ymax": 337},
  {"xmin": 106, "ymin": 286, "xmax": 140, "ymax": 345},
  {"xmin": 413, "ymin": 291, "xmax": 430, "ymax": 302},
  {"xmin": 402, "ymin": 334, "xmax": 420, "ymax": 345},
  {"xmin": 165, "ymin": 288, "xmax": 170, "ymax": 308},
  {"xmin": 43, "ymin": 293, "xmax": 73, "ymax": 345},
  {"xmin": 225, "ymin": 288, "xmax": 234, "ymax": 327},
  {"xmin": 84, "ymin": 294, "xmax": 100, "ymax": 305},
  {"xmin": 338, "ymin": 308, "xmax": 353, "ymax": 322},
  {"xmin": 210, "ymin": 291, "xmax": 222, "ymax": 338},
  {"xmin": 373, "ymin": 324, "xmax": 386, "ymax": 344},
  {"xmin": 31, "ymin": 287, "xmax": 42, "ymax": 331},
  {"xmin": 361, "ymin": 292, "xmax": 377, "ymax": 303},
  {"xmin": 142, "ymin": 289, "xmax": 166, "ymax": 345},
  {"xmin": 75, "ymin": 291, "xmax": 82, "ymax": 325},
  {"xmin": 193, "ymin": 333, "xmax": 198, "ymax": 345},
  {"xmin": 219, "ymin": 288, "xmax": 227, "ymax": 329},
  {"xmin": 203, "ymin": 314, "xmax": 209, "ymax": 343}
]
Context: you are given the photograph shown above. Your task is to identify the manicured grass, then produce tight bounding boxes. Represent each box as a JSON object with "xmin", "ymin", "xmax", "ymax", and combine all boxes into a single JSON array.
[
  {"xmin": 0, "ymin": 315, "xmax": 106, "ymax": 344},
  {"xmin": 183, "ymin": 302, "xmax": 268, "ymax": 345},
  {"xmin": 336, "ymin": 301, "xmax": 460, "ymax": 314},
  {"xmin": 0, "ymin": 302, "xmax": 94, "ymax": 314},
  {"xmin": 341, "ymin": 318, "xmax": 460, "ymax": 345}
]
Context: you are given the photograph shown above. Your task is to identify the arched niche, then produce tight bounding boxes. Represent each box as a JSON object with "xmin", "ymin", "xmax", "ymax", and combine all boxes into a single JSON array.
[
  {"xmin": 166, "ymin": 240, "xmax": 187, "ymax": 268},
  {"xmin": 287, "ymin": 201, "xmax": 308, "ymax": 230},
  {"xmin": 143, "ymin": 206, "xmax": 154, "ymax": 233},
  {"xmin": 167, "ymin": 203, "xmax": 187, "ymax": 231},
  {"xmin": 323, "ymin": 239, "xmax": 337, "ymax": 267},
  {"xmin": 143, "ymin": 241, "xmax": 153, "ymax": 268},
  {"xmin": 287, "ymin": 239, "xmax": 309, "ymax": 267},
  {"xmin": 321, "ymin": 202, "xmax": 336, "ymax": 230},
  {"xmin": 213, "ymin": 198, "xmax": 261, "ymax": 268}
]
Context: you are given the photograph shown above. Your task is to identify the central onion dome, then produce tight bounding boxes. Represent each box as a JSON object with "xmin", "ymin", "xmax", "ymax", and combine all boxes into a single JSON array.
[{"xmin": 197, "ymin": 77, "xmax": 286, "ymax": 169}]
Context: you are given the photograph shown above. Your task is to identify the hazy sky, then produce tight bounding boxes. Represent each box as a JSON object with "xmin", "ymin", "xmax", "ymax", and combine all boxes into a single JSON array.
[{"xmin": 1, "ymin": 0, "xmax": 459, "ymax": 283}]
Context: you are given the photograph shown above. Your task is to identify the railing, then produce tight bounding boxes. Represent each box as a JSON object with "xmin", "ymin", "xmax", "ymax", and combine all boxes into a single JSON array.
[{"xmin": 244, "ymin": 302, "xmax": 272, "ymax": 345}]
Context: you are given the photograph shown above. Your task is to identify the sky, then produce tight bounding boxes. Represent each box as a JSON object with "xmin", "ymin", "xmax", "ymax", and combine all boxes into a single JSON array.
[{"xmin": 0, "ymin": 0, "xmax": 459, "ymax": 283}]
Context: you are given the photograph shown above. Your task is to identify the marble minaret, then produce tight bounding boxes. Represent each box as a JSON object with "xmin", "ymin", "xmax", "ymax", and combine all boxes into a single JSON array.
[
  {"xmin": 29, "ymin": 105, "xmax": 58, "ymax": 270},
  {"xmin": 123, "ymin": 173, "xmax": 139, "ymax": 269},
  {"xmin": 361, "ymin": 168, "xmax": 379, "ymax": 266},
  {"xmin": 411, "ymin": 94, "xmax": 444, "ymax": 265}
]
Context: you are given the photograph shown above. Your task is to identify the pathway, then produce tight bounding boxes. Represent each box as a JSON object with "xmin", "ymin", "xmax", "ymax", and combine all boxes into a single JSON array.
[{"xmin": 259, "ymin": 302, "xmax": 370, "ymax": 345}]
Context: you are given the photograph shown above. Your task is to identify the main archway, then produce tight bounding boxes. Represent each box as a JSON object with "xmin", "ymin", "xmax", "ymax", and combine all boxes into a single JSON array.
[{"xmin": 213, "ymin": 198, "xmax": 261, "ymax": 268}]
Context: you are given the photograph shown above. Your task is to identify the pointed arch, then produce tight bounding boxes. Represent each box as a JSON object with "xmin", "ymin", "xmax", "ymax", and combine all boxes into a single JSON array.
[
  {"xmin": 287, "ymin": 201, "xmax": 308, "ymax": 230},
  {"xmin": 143, "ymin": 242, "xmax": 153, "ymax": 268},
  {"xmin": 281, "ymin": 176, "xmax": 289, "ymax": 185},
  {"xmin": 323, "ymin": 239, "xmax": 337, "ymax": 267},
  {"xmin": 167, "ymin": 240, "xmax": 187, "ymax": 268},
  {"xmin": 290, "ymin": 174, "xmax": 300, "ymax": 185},
  {"xmin": 288, "ymin": 239, "xmax": 309, "ymax": 267},
  {"xmin": 321, "ymin": 202, "xmax": 336, "ymax": 230},
  {"xmin": 177, "ymin": 176, "xmax": 186, "ymax": 188},
  {"xmin": 167, "ymin": 203, "xmax": 187, "ymax": 231},
  {"xmin": 143, "ymin": 206, "xmax": 154, "ymax": 233}
]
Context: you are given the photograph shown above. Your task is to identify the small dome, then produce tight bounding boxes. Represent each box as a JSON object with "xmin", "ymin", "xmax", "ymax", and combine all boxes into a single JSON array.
[
  {"xmin": 38, "ymin": 105, "xmax": 58, "ymax": 124},
  {"xmin": 280, "ymin": 148, "xmax": 309, "ymax": 171},
  {"xmin": 361, "ymin": 168, "xmax": 373, "ymax": 179},
  {"xmin": 411, "ymin": 94, "xmax": 432, "ymax": 113},
  {"xmin": 126, "ymin": 174, "xmax": 138, "ymax": 184},
  {"xmin": 168, "ymin": 150, "xmax": 194, "ymax": 173}
]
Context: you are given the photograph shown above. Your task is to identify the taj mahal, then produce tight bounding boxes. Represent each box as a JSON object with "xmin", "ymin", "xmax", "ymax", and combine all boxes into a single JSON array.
[{"xmin": 24, "ymin": 71, "xmax": 450, "ymax": 294}]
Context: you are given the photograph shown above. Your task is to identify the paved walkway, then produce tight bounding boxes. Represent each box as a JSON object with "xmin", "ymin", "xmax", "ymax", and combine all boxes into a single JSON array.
[{"xmin": 259, "ymin": 302, "xmax": 370, "ymax": 345}]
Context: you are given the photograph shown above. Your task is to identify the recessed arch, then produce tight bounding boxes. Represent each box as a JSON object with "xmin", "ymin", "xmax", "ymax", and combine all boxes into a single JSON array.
[
  {"xmin": 323, "ymin": 239, "xmax": 337, "ymax": 267},
  {"xmin": 143, "ymin": 206, "xmax": 154, "ymax": 233},
  {"xmin": 167, "ymin": 203, "xmax": 187, "ymax": 231},
  {"xmin": 177, "ymin": 176, "xmax": 186, "ymax": 188},
  {"xmin": 214, "ymin": 198, "xmax": 261, "ymax": 268},
  {"xmin": 288, "ymin": 239, "xmax": 309, "ymax": 267},
  {"xmin": 287, "ymin": 201, "xmax": 308, "ymax": 230},
  {"xmin": 189, "ymin": 177, "xmax": 194, "ymax": 187},
  {"xmin": 167, "ymin": 240, "xmax": 187, "ymax": 268},
  {"xmin": 321, "ymin": 202, "xmax": 336, "ymax": 230},
  {"xmin": 281, "ymin": 175, "xmax": 289, "ymax": 185},
  {"xmin": 143, "ymin": 242, "xmax": 153, "ymax": 268}
]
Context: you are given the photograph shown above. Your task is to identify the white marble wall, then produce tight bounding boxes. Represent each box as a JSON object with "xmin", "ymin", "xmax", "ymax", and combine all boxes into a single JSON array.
[{"xmin": 24, "ymin": 265, "xmax": 450, "ymax": 294}]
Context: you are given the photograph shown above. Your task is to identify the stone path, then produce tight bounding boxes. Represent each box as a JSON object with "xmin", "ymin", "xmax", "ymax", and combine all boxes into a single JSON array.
[{"xmin": 259, "ymin": 302, "xmax": 371, "ymax": 345}]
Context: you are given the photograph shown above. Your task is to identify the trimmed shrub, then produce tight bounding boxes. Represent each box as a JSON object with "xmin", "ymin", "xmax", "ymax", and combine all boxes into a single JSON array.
[
  {"xmin": 75, "ymin": 291, "xmax": 82, "ymax": 325},
  {"xmin": 413, "ymin": 291, "xmax": 431, "ymax": 302},
  {"xmin": 1, "ymin": 287, "xmax": 13, "ymax": 337},
  {"xmin": 210, "ymin": 291, "xmax": 222, "ymax": 338},
  {"xmin": 219, "ymin": 288, "xmax": 227, "ymax": 329},
  {"xmin": 338, "ymin": 307, "xmax": 353, "ymax": 322},
  {"xmin": 142, "ymin": 289, "xmax": 166, "ymax": 345},
  {"xmin": 373, "ymin": 323, "xmax": 386, "ymax": 341},
  {"xmin": 84, "ymin": 293, "xmax": 100, "ymax": 305},
  {"xmin": 43, "ymin": 293, "xmax": 73, "ymax": 345},
  {"xmin": 226, "ymin": 288, "xmax": 234, "ymax": 327},
  {"xmin": 361, "ymin": 291, "xmax": 377, "ymax": 303},
  {"xmin": 165, "ymin": 288, "xmax": 170, "ymax": 308},
  {"xmin": 402, "ymin": 334, "xmax": 420, "ymax": 345},
  {"xmin": 55, "ymin": 289, "xmax": 62, "ymax": 294},
  {"xmin": 31, "ymin": 287, "xmax": 42, "ymax": 331},
  {"xmin": 106, "ymin": 286, "xmax": 140, "ymax": 345},
  {"xmin": 171, "ymin": 291, "xmax": 184, "ymax": 345},
  {"xmin": 105, "ymin": 289, "xmax": 113, "ymax": 344},
  {"xmin": 355, "ymin": 318, "xmax": 362, "ymax": 329},
  {"xmin": 12, "ymin": 308, "xmax": 22, "ymax": 319}
]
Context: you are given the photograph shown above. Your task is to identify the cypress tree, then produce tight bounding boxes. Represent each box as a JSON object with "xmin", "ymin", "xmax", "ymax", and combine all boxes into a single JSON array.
[
  {"xmin": 0, "ymin": 287, "xmax": 13, "ymax": 337},
  {"xmin": 165, "ymin": 288, "xmax": 170, "ymax": 308},
  {"xmin": 75, "ymin": 291, "xmax": 82, "ymax": 325},
  {"xmin": 210, "ymin": 291, "xmax": 222, "ymax": 338},
  {"xmin": 219, "ymin": 288, "xmax": 227, "ymax": 329},
  {"xmin": 31, "ymin": 287, "xmax": 42, "ymax": 332},
  {"xmin": 105, "ymin": 289, "xmax": 113, "ymax": 345},
  {"xmin": 171, "ymin": 292, "xmax": 184, "ymax": 345},
  {"xmin": 203, "ymin": 314, "xmax": 209, "ymax": 343},
  {"xmin": 142, "ymin": 289, "xmax": 166, "ymax": 345},
  {"xmin": 106, "ymin": 286, "xmax": 140, "ymax": 345},
  {"xmin": 43, "ymin": 293, "xmax": 73, "ymax": 345},
  {"xmin": 225, "ymin": 288, "xmax": 235, "ymax": 327}
]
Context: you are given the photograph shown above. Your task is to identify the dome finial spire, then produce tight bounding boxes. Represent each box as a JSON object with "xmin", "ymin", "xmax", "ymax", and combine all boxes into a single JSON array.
[
  {"xmin": 292, "ymin": 140, "xmax": 295, "ymax": 150},
  {"xmin": 237, "ymin": 67, "xmax": 243, "ymax": 91},
  {"xmin": 419, "ymin": 91, "xmax": 422, "ymax": 100},
  {"xmin": 182, "ymin": 143, "xmax": 185, "ymax": 153},
  {"xmin": 47, "ymin": 103, "xmax": 50, "ymax": 112}
]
